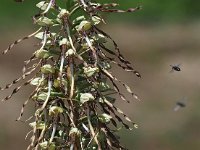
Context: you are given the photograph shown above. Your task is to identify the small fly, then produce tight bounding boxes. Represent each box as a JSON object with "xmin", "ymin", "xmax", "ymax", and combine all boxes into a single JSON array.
[
  {"xmin": 170, "ymin": 64, "xmax": 181, "ymax": 73},
  {"xmin": 173, "ymin": 97, "xmax": 187, "ymax": 112}
]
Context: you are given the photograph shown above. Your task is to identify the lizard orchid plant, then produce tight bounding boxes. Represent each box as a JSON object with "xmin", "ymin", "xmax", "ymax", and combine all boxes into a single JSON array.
[{"xmin": 1, "ymin": 0, "xmax": 141, "ymax": 149}]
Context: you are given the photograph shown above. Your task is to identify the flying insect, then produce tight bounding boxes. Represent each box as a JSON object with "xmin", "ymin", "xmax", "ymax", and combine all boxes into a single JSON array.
[
  {"xmin": 173, "ymin": 97, "xmax": 187, "ymax": 111},
  {"xmin": 170, "ymin": 64, "xmax": 181, "ymax": 73}
]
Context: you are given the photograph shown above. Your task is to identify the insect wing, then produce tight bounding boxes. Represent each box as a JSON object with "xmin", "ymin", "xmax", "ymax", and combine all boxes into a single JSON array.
[{"xmin": 173, "ymin": 105, "xmax": 181, "ymax": 111}]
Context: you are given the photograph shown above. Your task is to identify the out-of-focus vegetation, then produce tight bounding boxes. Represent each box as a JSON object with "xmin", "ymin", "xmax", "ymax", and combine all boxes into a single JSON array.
[
  {"xmin": 1, "ymin": 0, "xmax": 200, "ymax": 27},
  {"xmin": 115, "ymin": 0, "xmax": 200, "ymax": 23}
]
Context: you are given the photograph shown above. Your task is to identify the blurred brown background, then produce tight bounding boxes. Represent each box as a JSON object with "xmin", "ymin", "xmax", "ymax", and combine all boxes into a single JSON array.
[{"xmin": 1, "ymin": 0, "xmax": 200, "ymax": 149}]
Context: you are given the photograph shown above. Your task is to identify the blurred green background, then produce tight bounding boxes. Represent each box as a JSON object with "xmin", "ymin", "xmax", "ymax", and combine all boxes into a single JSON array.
[
  {"xmin": 1, "ymin": 0, "xmax": 200, "ymax": 26},
  {"xmin": 1, "ymin": 0, "xmax": 200, "ymax": 150}
]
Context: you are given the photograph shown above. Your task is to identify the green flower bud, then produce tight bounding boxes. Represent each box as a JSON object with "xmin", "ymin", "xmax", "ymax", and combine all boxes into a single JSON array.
[
  {"xmin": 35, "ymin": 49, "xmax": 51, "ymax": 59},
  {"xmin": 36, "ymin": 17, "xmax": 54, "ymax": 26},
  {"xmin": 58, "ymin": 9, "xmax": 69, "ymax": 18},
  {"xmin": 80, "ymin": 93, "xmax": 94, "ymax": 104},
  {"xmin": 41, "ymin": 64, "xmax": 55, "ymax": 74},
  {"xmin": 49, "ymin": 106, "xmax": 63, "ymax": 116},
  {"xmin": 76, "ymin": 21, "xmax": 92, "ymax": 31}
]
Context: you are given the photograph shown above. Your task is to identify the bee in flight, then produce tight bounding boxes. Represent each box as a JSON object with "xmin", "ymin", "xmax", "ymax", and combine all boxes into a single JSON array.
[
  {"xmin": 173, "ymin": 97, "xmax": 187, "ymax": 112},
  {"xmin": 170, "ymin": 64, "xmax": 181, "ymax": 73}
]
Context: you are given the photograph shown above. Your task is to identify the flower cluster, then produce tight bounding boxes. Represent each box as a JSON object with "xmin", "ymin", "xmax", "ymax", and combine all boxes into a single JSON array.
[{"xmin": 1, "ymin": 1, "xmax": 141, "ymax": 149}]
